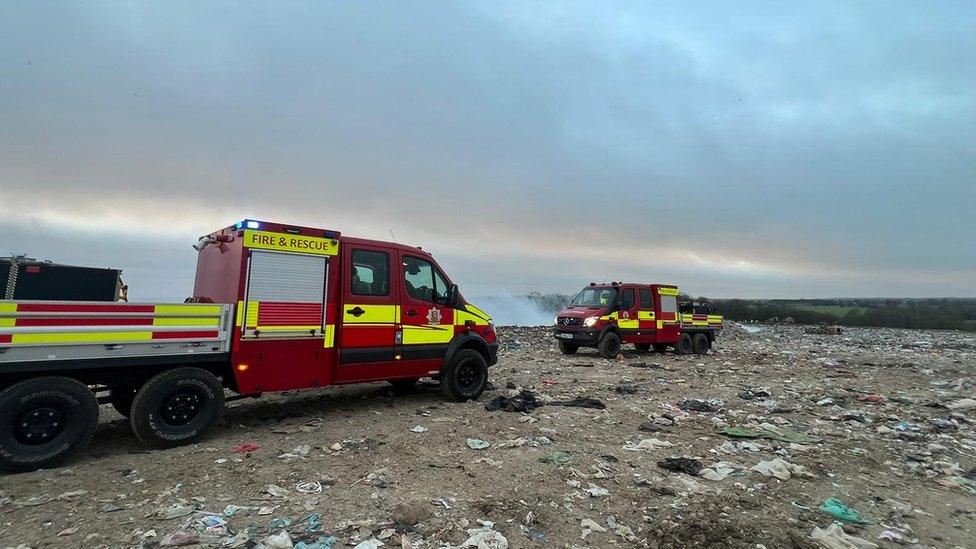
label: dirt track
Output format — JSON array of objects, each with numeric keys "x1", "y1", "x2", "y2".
[{"x1": 1, "y1": 325, "x2": 974, "y2": 548}]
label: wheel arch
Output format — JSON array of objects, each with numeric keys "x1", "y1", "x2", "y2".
[{"x1": 443, "y1": 331, "x2": 490, "y2": 369}]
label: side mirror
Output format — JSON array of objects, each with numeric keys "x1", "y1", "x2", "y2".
[{"x1": 448, "y1": 284, "x2": 460, "y2": 308}]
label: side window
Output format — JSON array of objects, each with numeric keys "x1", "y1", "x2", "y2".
[
  {"x1": 403, "y1": 256, "x2": 435, "y2": 302},
  {"x1": 661, "y1": 295, "x2": 677, "y2": 314},
  {"x1": 639, "y1": 289, "x2": 652, "y2": 308},
  {"x1": 351, "y1": 250, "x2": 389, "y2": 296},
  {"x1": 622, "y1": 288, "x2": 635, "y2": 309}
]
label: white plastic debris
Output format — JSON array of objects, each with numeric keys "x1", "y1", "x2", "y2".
[
  {"x1": 750, "y1": 458, "x2": 812, "y2": 480},
  {"x1": 580, "y1": 518, "x2": 607, "y2": 539},
  {"x1": 584, "y1": 483, "x2": 609, "y2": 497},
  {"x1": 810, "y1": 522, "x2": 878, "y2": 549},
  {"x1": 460, "y1": 528, "x2": 508, "y2": 549},
  {"x1": 699, "y1": 462, "x2": 736, "y2": 481},
  {"x1": 255, "y1": 530, "x2": 294, "y2": 549}
]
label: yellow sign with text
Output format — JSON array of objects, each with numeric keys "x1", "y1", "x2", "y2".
[
  {"x1": 658, "y1": 286, "x2": 679, "y2": 296},
  {"x1": 243, "y1": 230, "x2": 339, "y2": 256}
]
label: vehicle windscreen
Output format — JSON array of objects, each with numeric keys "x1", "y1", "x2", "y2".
[{"x1": 570, "y1": 287, "x2": 618, "y2": 308}]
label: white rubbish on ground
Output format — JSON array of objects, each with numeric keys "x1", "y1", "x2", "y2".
[
  {"x1": 459, "y1": 527, "x2": 508, "y2": 549},
  {"x1": 580, "y1": 518, "x2": 607, "y2": 539},
  {"x1": 255, "y1": 530, "x2": 293, "y2": 549},
  {"x1": 750, "y1": 458, "x2": 813, "y2": 480},
  {"x1": 809, "y1": 522, "x2": 878, "y2": 549},
  {"x1": 699, "y1": 462, "x2": 737, "y2": 481}
]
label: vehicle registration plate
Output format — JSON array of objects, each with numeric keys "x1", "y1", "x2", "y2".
[{"x1": 555, "y1": 332, "x2": 573, "y2": 339}]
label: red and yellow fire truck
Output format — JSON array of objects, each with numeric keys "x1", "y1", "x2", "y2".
[
  {"x1": 0, "y1": 220, "x2": 496, "y2": 472},
  {"x1": 553, "y1": 282, "x2": 722, "y2": 358}
]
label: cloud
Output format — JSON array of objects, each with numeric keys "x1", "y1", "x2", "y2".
[{"x1": 1, "y1": 1, "x2": 973, "y2": 299}]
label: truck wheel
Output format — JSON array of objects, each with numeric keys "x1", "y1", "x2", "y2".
[
  {"x1": 558, "y1": 341, "x2": 579, "y2": 355},
  {"x1": 635, "y1": 343, "x2": 651, "y2": 352},
  {"x1": 388, "y1": 378, "x2": 420, "y2": 394},
  {"x1": 675, "y1": 333, "x2": 693, "y2": 355},
  {"x1": 598, "y1": 332, "x2": 621, "y2": 359},
  {"x1": 653, "y1": 344, "x2": 669, "y2": 354},
  {"x1": 440, "y1": 349, "x2": 488, "y2": 402},
  {"x1": 0, "y1": 377, "x2": 99, "y2": 473},
  {"x1": 692, "y1": 333, "x2": 710, "y2": 355},
  {"x1": 109, "y1": 386, "x2": 138, "y2": 417},
  {"x1": 130, "y1": 368, "x2": 224, "y2": 449}
]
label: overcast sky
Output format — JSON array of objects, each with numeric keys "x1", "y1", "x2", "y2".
[{"x1": 1, "y1": 1, "x2": 974, "y2": 301}]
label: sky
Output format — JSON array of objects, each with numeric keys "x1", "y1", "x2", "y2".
[{"x1": 1, "y1": 1, "x2": 974, "y2": 301}]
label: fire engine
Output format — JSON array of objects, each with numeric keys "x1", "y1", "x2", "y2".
[
  {"x1": 0, "y1": 220, "x2": 497, "y2": 472},
  {"x1": 553, "y1": 282, "x2": 722, "y2": 358}
]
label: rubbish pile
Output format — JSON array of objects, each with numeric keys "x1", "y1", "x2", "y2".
[{"x1": 0, "y1": 323, "x2": 973, "y2": 548}]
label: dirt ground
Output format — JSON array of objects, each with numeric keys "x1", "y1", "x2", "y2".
[{"x1": 1, "y1": 324, "x2": 975, "y2": 549}]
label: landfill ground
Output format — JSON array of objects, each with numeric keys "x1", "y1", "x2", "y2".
[{"x1": 1, "y1": 325, "x2": 975, "y2": 549}]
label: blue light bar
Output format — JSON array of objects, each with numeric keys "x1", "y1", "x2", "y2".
[{"x1": 246, "y1": 221, "x2": 260, "y2": 229}]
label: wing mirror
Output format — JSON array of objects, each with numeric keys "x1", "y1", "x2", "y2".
[{"x1": 448, "y1": 284, "x2": 460, "y2": 308}]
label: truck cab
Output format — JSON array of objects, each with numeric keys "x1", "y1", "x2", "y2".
[{"x1": 553, "y1": 282, "x2": 722, "y2": 358}]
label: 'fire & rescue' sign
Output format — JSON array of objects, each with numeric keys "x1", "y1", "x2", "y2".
[{"x1": 243, "y1": 230, "x2": 339, "y2": 256}]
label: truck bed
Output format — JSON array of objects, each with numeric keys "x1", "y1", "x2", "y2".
[{"x1": 0, "y1": 300, "x2": 232, "y2": 371}]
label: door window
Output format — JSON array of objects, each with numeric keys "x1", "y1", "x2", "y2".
[
  {"x1": 403, "y1": 256, "x2": 450, "y2": 305},
  {"x1": 621, "y1": 288, "x2": 635, "y2": 309},
  {"x1": 639, "y1": 288, "x2": 652, "y2": 308},
  {"x1": 351, "y1": 250, "x2": 389, "y2": 296}
]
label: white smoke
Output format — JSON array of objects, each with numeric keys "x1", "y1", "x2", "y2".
[{"x1": 469, "y1": 294, "x2": 556, "y2": 326}]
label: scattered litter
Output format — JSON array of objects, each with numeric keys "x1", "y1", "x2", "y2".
[
  {"x1": 539, "y1": 451, "x2": 572, "y2": 465},
  {"x1": 584, "y1": 483, "x2": 609, "y2": 497},
  {"x1": 460, "y1": 527, "x2": 508, "y2": 549},
  {"x1": 810, "y1": 522, "x2": 878, "y2": 549},
  {"x1": 409, "y1": 425, "x2": 428, "y2": 433},
  {"x1": 233, "y1": 443, "x2": 260, "y2": 454},
  {"x1": 719, "y1": 426, "x2": 814, "y2": 444},
  {"x1": 548, "y1": 396, "x2": 607, "y2": 410},
  {"x1": 751, "y1": 458, "x2": 813, "y2": 481},
  {"x1": 819, "y1": 497, "x2": 874, "y2": 524},
  {"x1": 580, "y1": 518, "x2": 607, "y2": 539},
  {"x1": 485, "y1": 390, "x2": 543, "y2": 412},
  {"x1": 466, "y1": 438, "x2": 490, "y2": 450},
  {"x1": 698, "y1": 462, "x2": 736, "y2": 481},
  {"x1": 657, "y1": 457, "x2": 703, "y2": 476},
  {"x1": 296, "y1": 481, "x2": 323, "y2": 494},
  {"x1": 679, "y1": 399, "x2": 716, "y2": 412}
]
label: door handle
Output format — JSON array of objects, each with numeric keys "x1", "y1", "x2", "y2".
[
  {"x1": 347, "y1": 306, "x2": 365, "y2": 317},
  {"x1": 405, "y1": 309, "x2": 418, "y2": 317}
]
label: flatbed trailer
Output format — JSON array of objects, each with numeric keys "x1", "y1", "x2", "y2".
[{"x1": 0, "y1": 219, "x2": 497, "y2": 472}]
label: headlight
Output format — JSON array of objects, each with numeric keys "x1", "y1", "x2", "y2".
[
  {"x1": 554, "y1": 316, "x2": 559, "y2": 325},
  {"x1": 583, "y1": 316, "x2": 599, "y2": 327}
]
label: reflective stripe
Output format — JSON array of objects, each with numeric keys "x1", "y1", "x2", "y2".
[
  {"x1": 11, "y1": 331, "x2": 154, "y2": 344},
  {"x1": 153, "y1": 316, "x2": 220, "y2": 326},
  {"x1": 637, "y1": 311, "x2": 656, "y2": 320},
  {"x1": 343, "y1": 304, "x2": 398, "y2": 324},
  {"x1": 402, "y1": 325, "x2": 454, "y2": 344},
  {"x1": 618, "y1": 318, "x2": 639, "y2": 329},
  {"x1": 454, "y1": 309, "x2": 488, "y2": 326},
  {"x1": 154, "y1": 304, "x2": 222, "y2": 315},
  {"x1": 463, "y1": 303, "x2": 491, "y2": 321},
  {"x1": 324, "y1": 324, "x2": 335, "y2": 348},
  {"x1": 658, "y1": 287, "x2": 679, "y2": 296}
]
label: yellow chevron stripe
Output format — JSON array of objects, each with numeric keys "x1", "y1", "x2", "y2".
[{"x1": 11, "y1": 331, "x2": 153, "y2": 344}]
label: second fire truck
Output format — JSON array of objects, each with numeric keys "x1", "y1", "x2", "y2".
[{"x1": 554, "y1": 282, "x2": 723, "y2": 358}]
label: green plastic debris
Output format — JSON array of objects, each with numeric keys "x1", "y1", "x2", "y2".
[
  {"x1": 307, "y1": 513, "x2": 320, "y2": 531},
  {"x1": 267, "y1": 517, "x2": 292, "y2": 531},
  {"x1": 718, "y1": 426, "x2": 814, "y2": 444},
  {"x1": 466, "y1": 438, "x2": 490, "y2": 450},
  {"x1": 819, "y1": 497, "x2": 874, "y2": 524},
  {"x1": 539, "y1": 451, "x2": 572, "y2": 465}
]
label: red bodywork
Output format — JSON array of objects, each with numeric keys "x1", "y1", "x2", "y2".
[{"x1": 192, "y1": 221, "x2": 497, "y2": 394}]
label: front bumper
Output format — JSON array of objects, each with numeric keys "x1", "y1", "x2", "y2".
[{"x1": 553, "y1": 328, "x2": 599, "y2": 346}]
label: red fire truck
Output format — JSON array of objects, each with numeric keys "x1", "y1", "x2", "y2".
[
  {"x1": 553, "y1": 282, "x2": 722, "y2": 358},
  {"x1": 0, "y1": 220, "x2": 497, "y2": 472}
]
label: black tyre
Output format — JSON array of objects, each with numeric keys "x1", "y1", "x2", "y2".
[
  {"x1": 675, "y1": 333, "x2": 693, "y2": 355},
  {"x1": 598, "y1": 332, "x2": 621, "y2": 359},
  {"x1": 130, "y1": 368, "x2": 224, "y2": 449},
  {"x1": 558, "y1": 341, "x2": 579, "y2": 355},
  {"x1": 109, "y1": 386, "x2": 138, "y2": 417},
  {"x1": 635, "y1": 343, "x2": 651, "y2": 352},
  {"x1": 653, "y1": 343, "x2": 669, "y2": 354},
  {"x1": 692, "y1": 333, "x2": 710, "y2": 355},
  {"x1": 440, "y1": 349, "x2": 488, "y2": 402},
  {"x1": 0, "y1": 377, "x2": 99, "y2": 473},
  {"x1": 388, "y1": 378, "x2": 420, "y2": 394}
]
